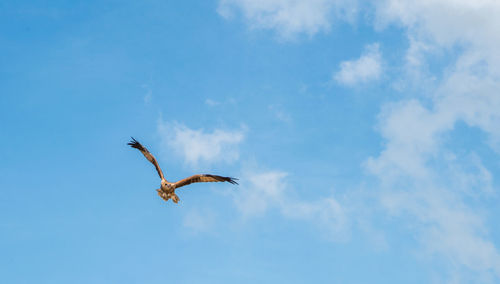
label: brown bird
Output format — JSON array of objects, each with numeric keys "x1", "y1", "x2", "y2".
[{"x1": 128, "y1": 137, "x2": 238, "y2": 203}]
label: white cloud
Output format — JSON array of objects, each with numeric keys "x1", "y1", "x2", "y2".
[
  {"x1": 366, "y1": 1, "x2": 500, "y2": 280},
  {"x1": 375, "y1": 0, "x2": 500, "y2": 87},
  {"x1": 365, "y1": 40, "x2": 500, "y2": 284},
  {"x1": 234, "y1": 171, "x2": 287, "y2": 216},
  {"x1": 365, "y1": 73, "x2": 500, "y2": 281},
  {"x1": 334, "y1": 43, "x2": 382, "y2": 86},
  {"x1": 216, "y1": 0, "x2": 500, "y2": 279},
  {"x1": 375, "y1": 1, "x2": 500, "y2": 52},
  {"x1": 217, "y1": 0, "x2": 357, "y2": 39},
  {"x1": 234, "y1": 170, "x2": 349, "y2": 240},
  {"x1": 157, "y1": 121, "x2": 246, "y2": 168}
]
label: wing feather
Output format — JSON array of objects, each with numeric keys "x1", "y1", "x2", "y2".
[
  {"x1": 174, "y1": 174, "x2": 238, "y2": 189},
  {"x1": 128, "y1": 137, "x2": 165, "y2": 180}
]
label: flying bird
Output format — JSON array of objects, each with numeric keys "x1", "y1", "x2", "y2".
[{"x1": 128, "y1": 137, "x2": 238, "y2": 203}]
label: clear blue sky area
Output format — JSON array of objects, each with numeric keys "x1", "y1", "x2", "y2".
[{"x1": 2, "y1": 1, "x2": 500, "y2": 283}]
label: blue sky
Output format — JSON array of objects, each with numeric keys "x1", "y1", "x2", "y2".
[{"x1": 2, "y1": 1, "x2": 500, "y2": 283}]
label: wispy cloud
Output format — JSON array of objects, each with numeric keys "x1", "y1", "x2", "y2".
[
  {"x1": 334, "y1": 43, "x2": 382, "y2": 86},
  {"x1": 352, "y1": 0, "x2": 500, "y2": 282},
  {"x1": 142, "y1": 83, "x2": 153, "y2": 104},
  {"x1": 364, "y1": 94, "x2": 500, "y2": 277},
  {"x1": 364, "y1": 1, "x2": 500, "y2": 280},
  {"x1": 217, "y1": 0, "x2": 357, "y2": 39},
  {"x1": 213, "y1": 1, "x2": 500, "y2": 281},
  {"x1": 157, "y1": 121, "x2": 246, "y2": 168},
  {"x1": 268, "y1": 104, "x2": 292, "y2": 123},
  {"x1": 234, "y1": 170, "x2": 349, "y2": 240},
  {"x1": 205, "y1": 98, "x2": 220, "y2": 107}
]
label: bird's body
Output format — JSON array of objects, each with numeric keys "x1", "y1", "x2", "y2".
[
  {"x1": 128, "y1": 137, "x2": 238, "y2": 204},
  {"x1": 158, "y1": 180, "x2": 178, "y2": 203}
]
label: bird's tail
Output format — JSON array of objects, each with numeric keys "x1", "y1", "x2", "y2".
[
  {"x1": 156, "y1": 189, "x2": 180, "y2": 204},
  {"x1": 157, "y1": 189, "x2": 169, "y2": 202},
  {"x1": 171, "y1": 193, "x2": 180, "y2": 204}
]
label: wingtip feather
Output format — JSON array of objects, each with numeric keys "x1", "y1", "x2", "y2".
[
  {"x1": 227, "y1": 177, "x2": 239, "y2": 185},
  {"x1": 202, "y1": 174, "x2": 239, "y2": 185},
  {"x1": 127, "y1": 137, "x2": 144, "y2": 150}
]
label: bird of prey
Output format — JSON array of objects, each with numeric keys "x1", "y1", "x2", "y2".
[{"x1": 128, "y1": 137, "x2": 238, "y2": 203}]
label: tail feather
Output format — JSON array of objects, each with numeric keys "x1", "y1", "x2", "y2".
[{"x1": 172, "y1": 193, "x2": 180, "y2": 203}]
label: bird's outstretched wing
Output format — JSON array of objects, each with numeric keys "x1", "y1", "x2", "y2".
[
  {"x1": 128, "y1": 137, "x2": 165, "y2": 180},
  {"x1": 173, "y1": 174, "x2": 238, "y2": 189}
]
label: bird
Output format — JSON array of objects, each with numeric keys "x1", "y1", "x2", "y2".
[{"x1": 128, "y1": 137, "x2": 238, "y2": 204}]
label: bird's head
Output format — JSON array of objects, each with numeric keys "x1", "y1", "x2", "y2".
[{"x1": 161, "y1": 180, "x2": 172, "y2": 190}]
